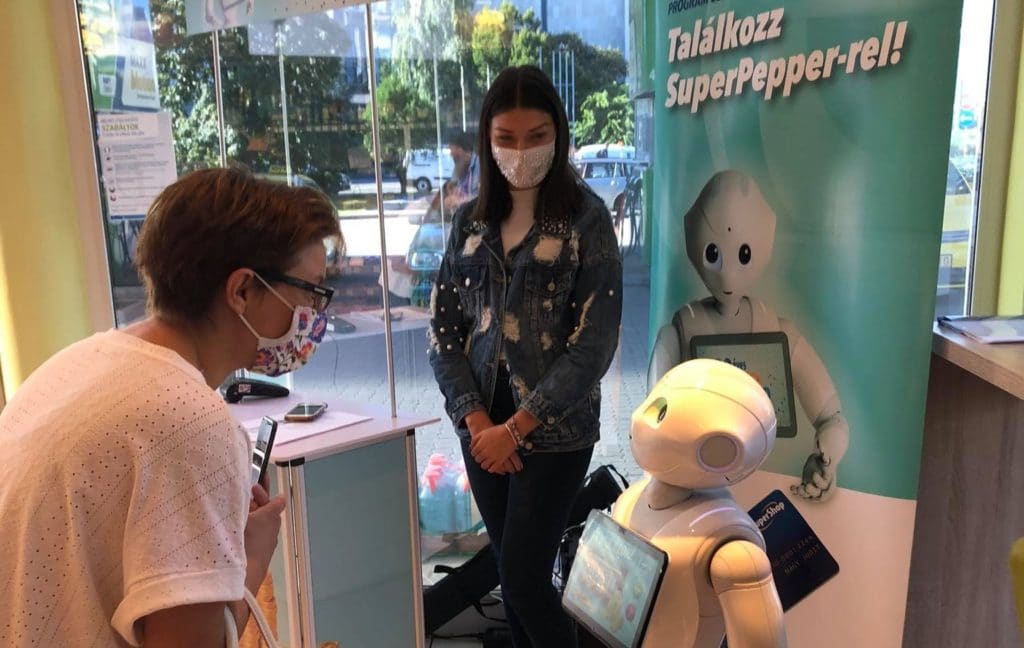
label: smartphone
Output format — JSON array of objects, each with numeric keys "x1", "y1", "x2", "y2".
[
  {"x1": 284, "y1": 402, "x2": 328, "y2": 422},
  {"x1": 251, "y1": 416, "x2": 278, "y2": 487}
]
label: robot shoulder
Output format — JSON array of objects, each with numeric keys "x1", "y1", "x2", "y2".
[
  {"x1": 611, "y1": 478, "x2": 648, "y2": 527},
  {"x1": 748, "y1": 297, "x2": 782, "y2": 331},
  {"x1": 709, "y1": 539, "x2": 773, "y2": 593},
  {"x1": 776, "y1": 316, "x2": 805, "y2": 347},
  {"x1": 671, "y1": 299, "x2": 719, "y2": 341}
]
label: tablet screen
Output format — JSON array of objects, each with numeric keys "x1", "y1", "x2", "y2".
[
  {"x1": 690, "y1": 332, "x2": 797, "y2": 437},
  {"x1": 562, "y1": 510, "x2": 668, "y2": 648}
]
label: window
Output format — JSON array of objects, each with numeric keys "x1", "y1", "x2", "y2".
[
  {"x1": 936, "y1": 0, "x2": 995, "y2": 317},
  {"x1": 77, "y1": 0, "x2": 646, "y2": 571}
]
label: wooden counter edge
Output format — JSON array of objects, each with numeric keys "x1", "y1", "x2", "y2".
[{"x1": 932, "y1": 324, "x2": 1024, "y2": 401}]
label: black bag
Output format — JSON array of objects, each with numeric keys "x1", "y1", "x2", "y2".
[
  {"x1": 423, "y1": 464, "x2": 629, "y2": 634},
  {"x1": 423, "y1": 546, "x2": 500, "y2": 635},
  {"x1": 555, "y1": 465, "x2": 629, "y2": 591}
]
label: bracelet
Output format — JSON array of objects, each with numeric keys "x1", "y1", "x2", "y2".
[{"x1": 503, "y1": 418, "x2": 524, "y2": 448}]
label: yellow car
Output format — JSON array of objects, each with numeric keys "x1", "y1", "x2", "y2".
[{"x1": 937, "y1": 162, "x2": 974, "y2": 304}]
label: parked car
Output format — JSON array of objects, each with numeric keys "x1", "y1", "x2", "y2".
[
  {"x1": 253, "y1": 168, "x2": 350, "y2": 192},
  {"x1": 578, "y1": 157, "x2": 647, "y2": 214},
  {"x1": 406, "y1": 221, "x2": 452, "y2": 307},
  {"x1": 406, "y1": 148, "x2": 455, "y2": 194},
  {"x1": 574, "y1": 143, "x2": 636, "y2": 162}
]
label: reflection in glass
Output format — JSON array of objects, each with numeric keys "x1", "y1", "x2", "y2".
[
  {"x1": 936, "y1": 0, "x2": 994, "y2": 317},
  {"x1": 78, "y1": 0, "x2": 651, "y2": 578}
]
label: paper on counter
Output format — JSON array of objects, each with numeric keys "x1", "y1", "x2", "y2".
[{"x1": 241, "y1": 409, "x2": 372, "y2": 444}]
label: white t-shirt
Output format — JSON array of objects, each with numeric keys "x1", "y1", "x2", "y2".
[{"x1": 0, "y1": 330, "x2": 250, "y2": 647}]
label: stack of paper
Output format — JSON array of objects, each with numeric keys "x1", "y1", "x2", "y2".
[{"x1": 938, "y1": 315, "x2": 1024, "y2": 344}]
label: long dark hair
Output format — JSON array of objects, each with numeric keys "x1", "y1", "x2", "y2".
[{"x1": 471, "y1": 66, "x2": 582, "y2": 227}]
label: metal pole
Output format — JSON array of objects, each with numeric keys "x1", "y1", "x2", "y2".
[
  {"x1": 570, "y1": 50, "x2": 576, "y2": 147},
  {"x1": 213, "y1": 29, "x2": 251, "y2": 383},
  {"x1": 557, "y1": 49, "x2": 562, "y2": 105},
  {"x1": 433, "y1": 54, "x2": 446, "y2": 223},
  {"x1": 460, "y1": 62, "x2": 467, "y2": 132},
  {"x1": 365, "y1": 5, "x2": 399, "y2": 421},
  {"x1": 562, "y1": 48, "x2": 567, "y2": 109},
  {"x1": 276, "y1": 21, "x2": 293, "y2": 184},
  {"x1": 211, "y1": 31, "x2": 228, "y2": 167}
]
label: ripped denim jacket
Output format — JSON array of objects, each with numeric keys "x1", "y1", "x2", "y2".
[{"x1": 427, "y1": 188, "x2": 623, "y2": 452}]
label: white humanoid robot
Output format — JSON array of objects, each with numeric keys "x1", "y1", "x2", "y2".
[
  {"x1": 648, "y1": 170, "x2": 849, "y2": 501},
  {"x1": 613, "y1": 359, "x2": 787, "y2": 648}
]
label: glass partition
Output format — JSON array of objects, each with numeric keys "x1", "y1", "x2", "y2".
[
  {"x1": 77, "y1": 0, "x2": 648, "y2": 592},
  {"x1": 936, "y1": 0, "x2": 994, "y2": 317}
]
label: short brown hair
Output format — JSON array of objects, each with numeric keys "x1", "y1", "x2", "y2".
[{"x1": 136, "y1": 167, "x2": 341, "y2": 322}]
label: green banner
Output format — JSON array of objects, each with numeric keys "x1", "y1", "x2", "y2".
[{"x1": 646, "y1": 0, "x2": 962, "y2": 644}]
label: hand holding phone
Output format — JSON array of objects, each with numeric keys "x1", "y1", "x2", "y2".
[
  {"x1": 251, "y1": 416, "x2": 278, "y2": 487},
  {"x1": 284, "y1": 402, "x2": 328, "y2": 422}
]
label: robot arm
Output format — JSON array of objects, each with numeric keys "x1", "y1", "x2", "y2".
[
  {"x1": 780, "y1": 319, "x2": 850, "y2": 501},
  {"x1": 709, "y1": 540, "x2": 787, "y2": 648},
  {"x1": 648, "y1": 323, "x2": 682, "y2": 392}
]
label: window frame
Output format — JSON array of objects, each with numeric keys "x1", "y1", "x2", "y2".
[{"x1": 968, "y1": 0, "x2": 1020, "y2": 315}]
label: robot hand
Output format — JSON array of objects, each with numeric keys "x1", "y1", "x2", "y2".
[
  {"x1": 791, "y1": 451, "x2": 836, "y2": 501},
  {"x1": 790, "y1": 413, "x2": 848, "y2": 502}
]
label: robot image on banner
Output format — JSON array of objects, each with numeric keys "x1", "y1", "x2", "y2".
[
  {"x1": 613, "y1": 359, "x2": 787, "y2": 648},
  {"x1": 648, "y1": 171, "x2": 849, "y2": 501}
]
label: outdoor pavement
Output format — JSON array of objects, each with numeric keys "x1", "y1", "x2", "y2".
[{"x1": 291, "y1": 243, "x2": 652, "y2": 486}]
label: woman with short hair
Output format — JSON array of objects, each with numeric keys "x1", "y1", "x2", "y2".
[{"x1": 0, "y1": 167, "x2": 341, "y2": 647}]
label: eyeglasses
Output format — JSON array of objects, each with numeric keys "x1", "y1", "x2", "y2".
[{"x1": 256, "y1": 269, "x2": 334, "y2": 313}]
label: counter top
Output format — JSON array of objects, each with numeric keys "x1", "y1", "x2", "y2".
[
  {"x1": 229, "y1": 394, "x2": 440, "y2": 463},
  {"x1": 932, "y1": 324, "x2": 1024, "y2": 401}
]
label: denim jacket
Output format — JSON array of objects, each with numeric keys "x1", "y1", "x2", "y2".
[{"x1": 427, "y1": 186, "x2": 623, "y2": 452}]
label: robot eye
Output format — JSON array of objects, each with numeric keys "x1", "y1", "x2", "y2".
[
  {"x1": 643, "y1": 398, "x2": 669, "y2": 427},
  {"x1": 739, "y1": 244, "x2": 752, "y2": 265},
  {"x1": 704, "y1": 244, "x2": 720, "y2": 270}
]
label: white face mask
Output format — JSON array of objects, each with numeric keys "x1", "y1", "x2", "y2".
[{"x1": 492, "y1": 141, "x2": 556, "y2": 189}]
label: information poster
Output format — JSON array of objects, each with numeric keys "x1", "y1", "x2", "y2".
[
  {"x1": 647, "y1": 1, "x2": 963, "y2": 645},
  {"x1": 96, "y1": 112, "x2": 178, "y2": 220},
  {"x1": 79, "y1": 0, "x2": 160, "y2": 112}
]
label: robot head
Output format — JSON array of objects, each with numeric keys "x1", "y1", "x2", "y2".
[
  {"x1": 631, "y1": 359, "x2": 777, "y2": 489},
  {"x1": 684, "y1": 171, "x2": 776, "y2": 316}
]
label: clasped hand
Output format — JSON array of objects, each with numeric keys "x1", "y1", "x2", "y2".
[{"x1": 467, "y1": 414, "x2": 523, "y2": 474}]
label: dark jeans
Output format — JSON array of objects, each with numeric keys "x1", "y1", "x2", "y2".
[{"x1": 460, "y1": 374, "x2": 593, "y2": 648}]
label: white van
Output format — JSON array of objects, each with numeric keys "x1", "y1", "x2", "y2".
[{"x1": 405, "y1": 148, "x2": 455, "y2": 194}]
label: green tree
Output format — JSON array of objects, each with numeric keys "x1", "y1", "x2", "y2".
[
  {"x1": 574, "y1": 83, "x2": 635, "y2": 147},
  {"x1": 149, "y1": 1, "x2": 235, "y2": 170},
  {"x1": 470, "y1": 6, "x2": 510, "y2": 84},
  {"x1": 391, "y1": 0, "x2": 475, "y2": 108},
  {"x1": 470, "y1": 3, "x2": 548, "y2": 77},
  {"x1": 150, "y1": 0, "x2": 349, "y2": 177},
  {"x1": 362, "y1": 66, "x2": 436, "y2": 159},
  {"x1": 507, "y1": 8, "x2": 547, "y2": 67},
  {"x1": 546, "y1": 32, "x2": 628, "y2": 106}
]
